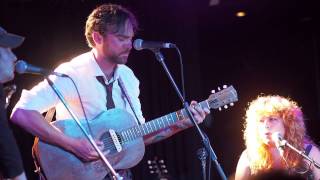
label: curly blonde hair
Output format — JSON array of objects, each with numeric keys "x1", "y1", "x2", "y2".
[{"x1": 244, "y1": 95, "x2": 309, "y2": 174}]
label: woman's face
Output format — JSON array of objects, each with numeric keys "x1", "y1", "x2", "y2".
[{"x1": 258, "y1": 116, "x2": 285, "y2": 146}]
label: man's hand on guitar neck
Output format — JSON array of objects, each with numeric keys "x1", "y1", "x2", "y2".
[
  {"x1": 179, "y1": 100, "x2": 210, "y2": 128},
  {"x1": 144, "y1": 100, "x2": 210, "y2": 145}
]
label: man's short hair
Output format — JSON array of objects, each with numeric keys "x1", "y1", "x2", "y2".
[{"x1": 85, "y1": 4, "x2": 138, "y2": 48}]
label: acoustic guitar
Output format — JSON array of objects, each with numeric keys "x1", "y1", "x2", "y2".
[{"x1": 33, "y1": 86, "x2": 238, "y2": 180}]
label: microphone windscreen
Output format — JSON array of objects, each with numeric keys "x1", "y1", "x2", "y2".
[
  {"x1": 15, "y1": 60, "x2": 28, "y2": 74},
  {"x1": 133, "y1": 39, "x2": 143, "y2": 50}
]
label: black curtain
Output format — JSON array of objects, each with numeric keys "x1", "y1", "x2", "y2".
[{"x1": 1, "y1": 0, "x2": 319, "y2": 179}]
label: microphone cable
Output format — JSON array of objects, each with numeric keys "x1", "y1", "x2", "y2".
[{"x1": 172, "y1": 45, "x2": 186, "y2": 101}]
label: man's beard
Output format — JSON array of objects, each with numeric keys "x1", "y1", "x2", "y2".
[{"x1": 109, "y1": 50, "x2": 130, "y2": 65}]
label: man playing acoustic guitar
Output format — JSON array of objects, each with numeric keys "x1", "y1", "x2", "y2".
[{"x1": 11, "y1": 4, "x2": 210, "y2": 180}]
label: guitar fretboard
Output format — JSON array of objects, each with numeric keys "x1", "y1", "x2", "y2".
[{"x1": 120, "y1": 100, "x2": 210, "y2": 142}]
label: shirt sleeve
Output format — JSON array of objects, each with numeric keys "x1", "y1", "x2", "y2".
[{"x1": 13, "y1": 62, "x2": 76, "y2": 114}]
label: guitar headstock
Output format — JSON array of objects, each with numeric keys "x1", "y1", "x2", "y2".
[
  {"x1": 147, "y1": 156, "x2": 170, "y2": 180},
  {"x1": 208, "y1": 85, "x2": 238, "y2": 111}
]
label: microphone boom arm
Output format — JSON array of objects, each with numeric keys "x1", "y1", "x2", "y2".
[{"x1": 281, "y1": 140, "x2": 320, "y2": 169}]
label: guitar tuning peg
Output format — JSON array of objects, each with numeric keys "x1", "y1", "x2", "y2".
[
  {"x1": 217, "y1": 86, "x2": 221, "y2": 91},
  {"x1": 147, "y1": 160, "x2": 151, "y2": 164},
  {"x1": 224, "y1": 105, "x2": 228, "y2": 109},
  {"x1": 218, "y1": 107, "x2": 222, "y2": 111},
  {"x1": 223, "y1": 85, "x2": 227, "y2": 88},
  {"x1": 211, "y1": 89, "x2": 215, "y2": 93},
  {"x1": 230, "y1": 103, "x2": 234, "y2": 106},
  {"x1": 150, "y1": 170, "x2": 155, "y2": 174},
  {"x1": 148, "y1": 165, "x2": 153, "y2": 169},
  {"x1": 159, "y1": 160, "x2": 164, "y2": 163}
]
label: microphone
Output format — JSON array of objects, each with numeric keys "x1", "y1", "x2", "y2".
[
  {"x1": 15, "y1": 60, "x2": 68, "y2": 77},
  {"x1": 272, "y1": 132, "x2": 285, "y2": 156},
  {"x1": 133, "y1": 39, "x2": 175, "y2": 51}
]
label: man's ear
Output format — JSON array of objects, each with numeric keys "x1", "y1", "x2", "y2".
[{"x1": 92, "y1": 31, "x2": 103, "y2": 45}]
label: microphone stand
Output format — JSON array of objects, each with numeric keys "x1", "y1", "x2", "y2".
[
  {"x1": 197, "y1": 148, "x2": 208, "y2": 180},
  {"x1": 151, "y1": 49, "x2": 227, "y2": 180},
  {"x1": 45, "y1": 77, "x2": 122, "y2": 180},
  {"x1": 281, "y1": 140, "x2": 320, "y2": 169}
]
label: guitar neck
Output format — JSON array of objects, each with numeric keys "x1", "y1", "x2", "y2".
[{"x1": 120, "y1": 100, "x2": 210, "y2": 142}]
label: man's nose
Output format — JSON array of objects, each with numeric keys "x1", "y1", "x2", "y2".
[
  {"x1": 9, "y1": 51, "x2": 17, "y2": 63},
  {"x1": 126, "y1": 41, "x2": 132, "y2": 50}
]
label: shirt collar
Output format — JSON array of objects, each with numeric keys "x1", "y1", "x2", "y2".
[{"x1": 89, "y1": 50, "x2": 120, "y2": 84}]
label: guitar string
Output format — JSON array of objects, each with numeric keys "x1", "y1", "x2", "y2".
[{"x1": 99, "y1": 100, "x2": 219, "y2": 150}]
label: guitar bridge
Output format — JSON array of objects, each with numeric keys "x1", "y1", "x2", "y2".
[{"x1": 109, "y1": 129, "x2": 122, "y2": 152}]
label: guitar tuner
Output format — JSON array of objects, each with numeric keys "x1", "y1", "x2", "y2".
[
  {"x1": 217, "y1": 87, "x2": 221, "y2": 91},
  {"x1": 224, "y1": 105, "x2": 228, "y2": 109},
  {"x1": 230, "y1": 102, "x2": 234, "y2": 106},
  {"x1": 223, "y1": 85, "x2": 227, "y2": 88},
  {"x1": 211, "y1": 89, "x2": 215, "y2": 93},
  {"x1": 218, "y1": 107, "x2": 222, "y2": 111}
]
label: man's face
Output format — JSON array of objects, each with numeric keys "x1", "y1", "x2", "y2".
[
  {"x1": 100, "y1": 20, "x2": 134, "y2": 64},
  {"x1": 0, "y1": 47, "x2": 17, "y2": 83}
]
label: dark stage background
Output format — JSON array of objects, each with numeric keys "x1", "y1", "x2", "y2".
[{"x1": 1, "y1": 0, "x2": 320, "y2": 179}]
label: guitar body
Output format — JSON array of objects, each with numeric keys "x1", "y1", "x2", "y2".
[{"x1": 33, "y1": 108, "x2": 145, "y2": 180}]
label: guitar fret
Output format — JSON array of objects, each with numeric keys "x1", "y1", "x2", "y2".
[
  {"x1": 125, "y1": 131, "x2": 129, "y2": 141},
  {"x1": 159, "y1": 118, "x2": 163, "y2": 128},
  {"x1": 147, "y1": 123, "x2": 153, "y2": 133},
  {"x1": 161, "y1": 117, "x2": 166, "y2": 126},
  {"x1": 152, "y1": 120, "x2": 157, "y2": 131},
  {"x1": 171, "y1": 113, "x2": 175, "y2": 123},
  {"x1": 137, "y1": 127, "x2": 142, "y2": 137},
  {"x1": 135, "y1": 127, "x2": 139, "y2": 137},
  {"x1": 171, "y1": 113, "x2": 177, "y2": 123},
  {"x1": 168, "y1": 114, "x2": 175, "y2": 124},
  {"x1": 128, "y1": 129, "x2": 133, "y2": 141},
  {"x1": 157, "y1": 119, "x2": 161, "y2": 129},
  {"x1": 132, "y1": 127, "x2": 137, "y2": 139},
  {"x1": 121, "y1": 131, "x2": 127, "y2": 142},
  {"x1": 145, "y1": 123, "x2": 150, "y2": 134},
  {"x1": 142, "y1": 124, "x2": 146, "y2": 135},
  {"x1": 151, "y1": 122, "x2": 155, "y2": 131},
  {"x1": 161, "y1": 117, "x2": 168, "y2": 126},
  {"x1": 165, "y1": 115, "x2": 170, "y2": 125}
]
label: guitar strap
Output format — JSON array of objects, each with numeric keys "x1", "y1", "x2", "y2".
[
  {"x1": 32, "y1": 107, "x2": 56, "y2": 180},
  {"x1": 118, "y1": 77, "x2": 141, "y2": 126}
]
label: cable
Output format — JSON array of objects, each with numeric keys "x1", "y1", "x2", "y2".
[
  {"x1": 173, "y1": 45, "x2": 186, "y2": 101},
  {"x1": 65, "y1": 75, "x2": 92, "y2": 135}
]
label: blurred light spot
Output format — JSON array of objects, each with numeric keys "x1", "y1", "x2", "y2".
[
  {"x1": 236, "y1": 11, "x2": 246, "y2": 17},
  {"x1": 209, "y1": 0, "x2": 220, "y2": 6}
]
